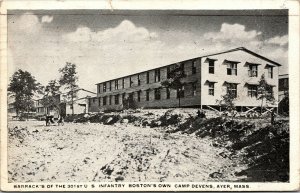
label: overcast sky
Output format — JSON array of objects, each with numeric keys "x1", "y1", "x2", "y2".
[{"x1": 8, "y1": 10, "x2": 288, "y2": 92}]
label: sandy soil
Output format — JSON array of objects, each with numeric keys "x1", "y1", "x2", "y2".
[{"x1": 8, "y1": 121, "x2": 247, "y2": 182}]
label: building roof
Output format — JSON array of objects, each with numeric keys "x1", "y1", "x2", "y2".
[{"x1": 95, "y1": 47, "x2": 282, "y2": 85}]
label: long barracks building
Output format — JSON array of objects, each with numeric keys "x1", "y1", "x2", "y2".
[{"x1": 88, "y1": 47, "x2": 281, "y2": 113}]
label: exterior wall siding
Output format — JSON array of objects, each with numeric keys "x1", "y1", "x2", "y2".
[
  {"x1": 89, "y1": 49, "x2": 280, "y2": 112},
  {"x1": 201, "y1": 50, "x2": 279, "y2": 107}
]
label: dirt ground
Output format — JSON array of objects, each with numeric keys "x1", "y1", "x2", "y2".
[{"x1": 8, "y1": 120, "x2": 247, "y2": 182}]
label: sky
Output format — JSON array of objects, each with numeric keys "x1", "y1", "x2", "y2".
[{"x1": 8, "y1": 10, "x2": 288, "y2": 92}]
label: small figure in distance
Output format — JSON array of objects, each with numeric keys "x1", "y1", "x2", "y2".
[
  {"x1": 197, "y1": 109, "x2": 206, "y2": 118},
  {"x1": 57, "y1": 114, "x2": 64, "y2": 126}
]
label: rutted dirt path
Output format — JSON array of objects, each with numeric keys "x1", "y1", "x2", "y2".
[{"x1": 8, "y1": 121, "x2": 246, "y2": 182}]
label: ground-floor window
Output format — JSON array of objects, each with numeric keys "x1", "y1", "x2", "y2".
[
  {"x1": 154, "y1": 88, "x2": 161, "y2": 100},
  {"x1": 208, "y1": 82, "x2": 214, "y2": 96},
  {"x1": 177, "y1": 86, "x2": 185, "y2": 98},
  {"x1": 137, "y1": 91, "x2": 141, "y2": 102},
  {"x1": 192, "y1": 83, "x2": 197, "y2": 96},
  {"x1": 103, "y1": 96, "x2": 107, "y2": 106},
  {"x1": 115, "y1": 95, "x2": 119, "y2": 104},
  {"x1": 146, "y1": 90, "x2": 150, "y2": 101},
  {"x1": 166, "y1": 88, "x2": 170, "y2": 99},
  {"x1": 98, "y1": 97, "x2": 101, "y2": 106},
  {"x1": 248, "y1": 85, "x2": 258, "y2": 97},
  {"x1": 227, "y1": 83, "x2": 237, "y2": 98}
]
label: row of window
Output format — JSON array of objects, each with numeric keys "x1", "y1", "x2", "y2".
[
  {"x1": 207, "y1": 59, "x2": 274, "y2": 78},
  {"x1": 99, "y1": 59, "x2": 274, "y2": 93},
  {"x1": 208, "y1": 83, "x2": 273, "y2": 98},
  {"x1": 99, "y1": 61, "x2": 197, "y2": 93},
  {"x1": 92, "y1": 83, "x2": 198, "y2": 107}
]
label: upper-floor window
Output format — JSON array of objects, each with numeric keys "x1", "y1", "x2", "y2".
[
  {"x1": 167, "y1": 66, "x2": 171, "y2": 79},
  {"x1": 155, "y1": 69, "x2": 160, "y2": 82},
  {"x1": 192, "y1": 61, "x2": 197, "y2": 74},
  {"x1": 209, "y1": 61, "x2": 215, "y2": 74},
  {"x1": 208, "y1": 82, "x2": 214, "y2": 96},
  {"x1": 248, "y1": 64, "x2": 258, "y2": 77},
  {"x1": 103, "y1": 82, "x2": 107, "y2": 92},
  {"x1": 109, "y1": 81, "x2": 112, "y2": 91},
  {"x1": 115, "y1": 94, "x2": 119, "y2": 104},
  {"x1": 268, "y1": 66, "x2": 273, "y2": 79},
  {"x1": 180, "y1": 63, "x2": 185, "y2": 74},
  {"x1": 130, "y1": 76, "x2": 133, "y2": 87},
  {"x1": 279, "y1": 78, "x2": 289, "y2": 91},
  {"x1": 248, "y1": 85, "x2": 258, "y2": 98},
  {"x1": 137, "y1": 74, "x2": 141, "y2": 86},
  {"x1": 115, "y1": 80, "x2": 118, "y2": 90},
  {"x1": 227, "y1": 83, "x2": 237, "y2": 98},
  {"x1": 227, "y1": 62, "x2": 237, "y2": 76},
  {"x1": 98, "y1": 85, "x2": 101, "y2": 93},
  {"x1": 122, "y1": 78, "x2": 125, "y2": 88},
  {"x1": 146, "y1": 72, "x2": 150, "y2": 84},
  {"x1": 154, "y1": 88, "x2": 161, "y2": 100}
]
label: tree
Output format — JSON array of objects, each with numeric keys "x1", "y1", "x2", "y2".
[
  {"x1": 257, "y1": 74, "x2": 275, "y2": 114},
  {"x1": 8, "y1": 69, "x2": 41, "y2": 119},
  {"x1": 40, "y1": 80, "x2": 61, "y2": 115},
  {"x1": 216, "y1": 92, "x2": 237, "y2": 119},
  {"x1": 59, "y1": 62, "x2": 79, "y2": 115},
  {"x1": 161, "y1": 64, "x2": 186, "y2": 107}
]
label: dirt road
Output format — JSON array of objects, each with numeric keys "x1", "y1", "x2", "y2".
[{"x1": 8, "y1": 121, "x2": 246, "y2": 182}]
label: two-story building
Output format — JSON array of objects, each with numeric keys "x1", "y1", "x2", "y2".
[{"x1": 88, "y1": 47, "x2": 281, "y2": 113}]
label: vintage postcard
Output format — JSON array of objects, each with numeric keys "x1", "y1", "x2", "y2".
[{"x1": 0, "y1": 0, "x2": 299, "y2": 191}]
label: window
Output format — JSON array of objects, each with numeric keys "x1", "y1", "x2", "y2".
[
  {"x1": 227, "y1": 83, "x2": 237, "y2": 98},
  {"x1": 103, "y1": 96, "x2": 107, "y2": 105},
  {"x1": 115, "y1": 95, "x2": 119, "y2": 104},
  {"x1": 177, "y1": 86, "x2": 185, "y2": 98},
  {"x1": 279, "y1": 78, "x2": 289, "y2": 91},
  {"x1": 109, "y1": 81, "x2": 112, "y2": 91},
  {"x1": 155, "y1": 69, "x2": 160, "y2": 82},
  {"x1": 109, "y1": 96, "x2": 112, "y2": 105},
  {"x1": 129, "y1": 76, "x2": 133, "y2": 87},
  {"x1": 154, "y1": 88, "x2": 161, "y2": 100},
  {"x1": 268, "y1": 66, "x2": 273, "y2": 78},
  {"x1": 137, "y1": 90, "x2": 141, "y2": 102},
  {"x1": 167, "y1": 66, "x2": 171, "y2": 78},
  {"x1": 115, "y1": 80, "x2": 118, "y2": 90},
  {"x1": 146, "y1": 72, "x2": 150, "y2": 84},
  {"x1": 227, "y1": 63, "x2": 237, "y2": 75},
  {"x1": 248, "y1": 65, "x2": 258, "y2": 77},
  {"x1": 103, "y1": 82, "x2": 107, "y2": 92},
  {"x1": 180, "y1": 63, "x2": 185, "y2": 74},
  {"x1": 146, "y1": 90, "x2": 150, "y2": 101},
  {"x1": 138, "y1": 74, "x2": 141, "y2": 86},
  {"x1": 209, "y1": 60, "x2": 215, "y2": 74},
  {"x1": 208, "y1": 82, "x2": 214, "y2": 96},
  {"x1": 122, "y1": 93, "x2": 126, "y2": 104},
  {"x1": 248, "y1": 85, "x2": 257, "y2": 98},
  {"x1": 122, "y1": 78, "x2": 125, "y2": 88},
  {"x1": 192, "y1": 83, "x2": 197, "y2": 96},
  {"x1": 98, "y1": 85, "x2": 101, "y2": 93},
  {"x1": 192, "y1": 61, "x2": 197, "y2": 74},
  {"x1": 166, "y1": 88, "x2": 170, "y2": 99},
  {"x1": 98, "y1": 97, "x2": 101, "y2": 107}
]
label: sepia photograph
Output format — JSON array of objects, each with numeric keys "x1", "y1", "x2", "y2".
[{"x1": 1, "y1": 0, "x2": 299, "y2": 191}]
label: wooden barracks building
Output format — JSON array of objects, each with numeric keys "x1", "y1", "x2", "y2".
[{"x1": 88, "y1": 47, "x2": 281, "y2": 113}]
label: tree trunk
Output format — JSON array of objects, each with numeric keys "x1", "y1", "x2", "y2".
[
  {"x1": 178, "y1": 89, "x2": 181, "y2": 108},
  {"x1": 71, "y1": 89, "x2": 74, "y2": 115},
  {"x1": 260, "y1": 97, "x2": 264, "y2": 114}
]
